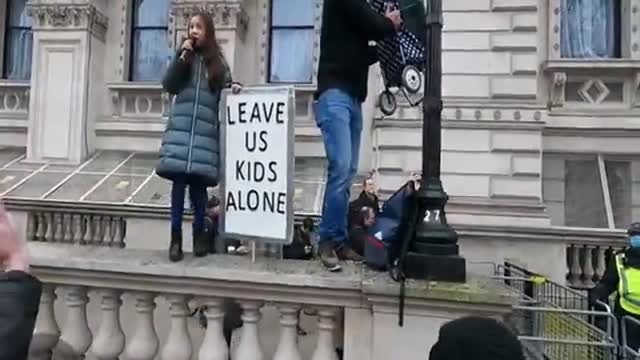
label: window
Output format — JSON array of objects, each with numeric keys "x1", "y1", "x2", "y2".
[
  {"x1": 560, "y1": 0, "x2": 622, "y2": 58},
  {"x1": 3, "y1": 0, "x2": 32, "y2": 80},
  {"x1": 564, "y1": 156, "x2": 631, "y2": 229},
  {"x1": 129, "y1": 0, "x2": 171, "y2": 82},
  {"x1": 268, "y1": 0, "x2": 315, "y2": 83}
]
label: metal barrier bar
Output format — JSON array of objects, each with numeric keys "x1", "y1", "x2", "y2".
[{"x1": 622, "y1": 316, "x2": 640, "y2": 360}]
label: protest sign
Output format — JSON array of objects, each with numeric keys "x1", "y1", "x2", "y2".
[{"x1": 219, "y1": 86, "x2": 294, "y2": 244}]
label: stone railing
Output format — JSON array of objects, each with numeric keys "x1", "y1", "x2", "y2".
[
  {"x1": 27, "y1": 242, "x2": 515, "y2": 360},
  {"x1": 0, "y1": 80, "x2": 30, "y2": 120},
  {"x1": 564, "y1": 231, "x2": 627, "y2": 289},
  {"x1": 26, "y1": 210, "x2": 126, "y2": 247},
  {"x1": 106, "y1": 82, "x2": 170, "y2": 121}
]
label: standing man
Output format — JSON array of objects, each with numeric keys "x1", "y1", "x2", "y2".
[
  {"x1": 314, "y1": 0, "x2": 402, "y2": 271},
  {"x1": 589, "y1": 222, "x2": 640, "y2": 351}
]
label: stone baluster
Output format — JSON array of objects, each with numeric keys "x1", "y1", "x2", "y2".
[
  {"x1": 53, "y1": 213, "x2": 64, "y2": 242},
  {"x1": 35, "y1": 212, "x2": 46, "y2": 241},
  {"x1": 103, "y1": 216, "x2": 113, "y2": 246},
  {"x1": 83, "y1": 216, "x2": 94, "y2": 244},
  {"x1": 93, "y1": 215, "x2": 104, "y2": 244},
  {"x1": 594, "y1": 246, "x2": 607, "y2": 282},
  {"x1": 114, "y1": 217, "x2": 126, "y2": 248},
  {"x1": 72, "y1": 214, "x2": 84, "y2": 244},
  {"x1": 582, "y1": 246, "x2": 595, "y2": 287},
  {"x1": 124, "y1": 292, "x2": 159, "y2": 360},
  {"x1": 311, "y1": 308, "x2": 338, "y2": 360},
  {"x1": 91, "y1": 290, "x2": 125, "y2": 360},
  {"x1": 44, "y1": 212, "x2": 54, "y2": 241},
  {"x1": 273, "y1": 304, "x2": 302, "y2": 360},
  {"x1": 234, "y1": 301, "x2": 264, "y2": 360},
  {"x1": 63, "y1": 213, "x2": 73, "y2": 243},
  {"x1": 161, "y1": 295, "x2": 193, "y2": 360},
  {"x1": 568, "y1": 245, "x2": 582, "y2": 287},
  {"x1": 59, "y1": 286, "x2": 92, "y2": 357},
  {"x1": 198, "y1": 298, "x2": 229, "y2": 360},
  {"x1": 29, "y1": 285, "x2": 60, "y2": 359},
  {"x1": 26, "y1": 212, "x2": 36, "y2": 241}
]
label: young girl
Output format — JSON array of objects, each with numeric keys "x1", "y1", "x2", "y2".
[{"x1": 157, "y1": 12, "x2": 241, "y2": 262}]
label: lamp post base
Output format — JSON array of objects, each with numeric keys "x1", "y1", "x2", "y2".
[
  {"x1": 404, "y1": 252, "x2": 466, "y2": 282},
  {"x1": 404, "y1": 180, "x2": 467, "y2": 283}
]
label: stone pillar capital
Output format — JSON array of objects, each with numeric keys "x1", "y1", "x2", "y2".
[{"x1": 26, "y1": 2, "x2": 109, "y2": 41}]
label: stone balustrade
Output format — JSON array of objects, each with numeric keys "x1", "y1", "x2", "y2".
[
  {"x1": 26, "y1": 242, "x2": 515, "y2": 360},
  {"x1": 26, "y1": 210, "x2": 127, "y2": 247},
  {"x1": 565, "y1": 238, "x2": 627, "y2": 290}
]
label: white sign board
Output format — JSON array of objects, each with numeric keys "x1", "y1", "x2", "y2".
[{"x1": 219, "y1": 86, "x2": 295, "y2": 244}]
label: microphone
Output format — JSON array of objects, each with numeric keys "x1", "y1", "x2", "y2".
[{"x1": 179, "y1": 36, "x2": 195, "y2": 60}]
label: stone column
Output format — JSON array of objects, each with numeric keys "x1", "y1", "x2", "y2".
[
  {"x1": 170, "y1": 0, "x2": 248, "y2": 76},
  {"x1": 25, "y1": 0, "x2": 108, "y2": 164}
]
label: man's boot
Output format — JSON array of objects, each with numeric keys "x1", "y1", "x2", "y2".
[
  {"x1": 193, "y1": 230, "x2": 208, "y2": 257},
  {"x1": 169, "y1": 231, "x2": 183, "y2": 262}
]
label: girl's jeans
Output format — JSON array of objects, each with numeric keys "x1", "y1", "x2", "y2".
[
  {"x1": 170, "y1": 175, "x2": 207, "y2": 233},
  {"x1": 313, "y1": 88, "x2": 363, "y2": 249}
]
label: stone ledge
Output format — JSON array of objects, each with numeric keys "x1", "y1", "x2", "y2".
[{"x1": 28, "y1": 242, "x2": 517, "y2": 310}]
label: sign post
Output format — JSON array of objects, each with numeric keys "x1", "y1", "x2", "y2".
[{"x1": 219, "y1": 86, "x2": 295, "y2": 254}]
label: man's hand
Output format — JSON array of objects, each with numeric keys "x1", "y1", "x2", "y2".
[
  {"x1": 0, "y1": 204, "x2": 29, "y2": 272},
  {"x1": 384, "y1": 3, "x2": 402, "y2": 31}
]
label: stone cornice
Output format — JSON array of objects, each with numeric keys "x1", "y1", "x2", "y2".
[
  {"x1": 170, "y1": 0, "x2": 248, "y2": 34},
  {"x1": 26, "y1": 2, "x2": 109, "y2": 42}
]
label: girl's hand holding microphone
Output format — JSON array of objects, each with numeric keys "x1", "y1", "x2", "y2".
[{"x1": 179, "y1": 37, "x2": 194, "y2": 61}]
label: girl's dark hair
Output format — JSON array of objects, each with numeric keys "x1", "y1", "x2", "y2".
[{"x1": 189, "y1": 12, "x2": 226, "y2": 89}]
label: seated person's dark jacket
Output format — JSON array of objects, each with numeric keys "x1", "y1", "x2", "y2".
[{"x1": 0, "y1": 271, "x2": 42, "y2": 360}]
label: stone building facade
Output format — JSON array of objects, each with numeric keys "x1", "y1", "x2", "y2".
[{"x1": 0, "y1": 0, "x2": 638, "y2": 235}]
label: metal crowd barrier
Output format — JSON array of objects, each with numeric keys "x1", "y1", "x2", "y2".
[
  {"x1": 622, "y1": 316, "x2": 640, "y2": 359},
  {"x1": 488, "y1": 262, "x2": 619, "y2": 360}
]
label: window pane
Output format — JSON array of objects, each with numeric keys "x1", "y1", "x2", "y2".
[
  {"x1": 7, "y1": 0, "x2": 31, "y2": 27},
  {"x1": 606, "y1": 161, "x2": 631, "y2": 228},
  {"x1": 4, "y1": 29, "x2": 33, "y2": 80},
  {"x1": 269, "y1": 29, "x2": 315, "y2": 83},
  {"x1": 131, "y1": 29, "x2": 171, "y2": 81},
  {"x1": 272, "y1": 0, "x2": 315, "y2": 26},
  {"x1": 560, "y1": 0, "x2": 620, "y2": 58},
  {"x1": 565, "y1": 160, "x2": 608, "y2": 228},
  {"x1": 133, "y1": 0, "x2": 170, "y2": 27}
]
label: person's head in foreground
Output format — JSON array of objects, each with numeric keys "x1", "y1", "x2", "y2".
[{"x1": 429, "y1": 316, "x2": 525, "y2": 360}]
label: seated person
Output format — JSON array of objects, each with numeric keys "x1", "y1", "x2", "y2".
[
  {"x1": 205, "y1": 195, "x2": 248, "y2": 255},
  {"x1": 348, "y1": 206, "x2": 376, "y2": 256}
]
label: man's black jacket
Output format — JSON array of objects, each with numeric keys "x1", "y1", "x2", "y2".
[
  {"x1": 317, "y1": 0, "x2": 396, "y2": 102},
  {"x1": 0, "y1": 271, "x2": 42, "y2": 360}
]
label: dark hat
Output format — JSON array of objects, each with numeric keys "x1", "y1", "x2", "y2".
[
  {"x1": 628, "y1": 222, "x2": 640, "y2": 236},
  {"x1": 428, "y1": 316, "x2": 525, "y2": 360}
]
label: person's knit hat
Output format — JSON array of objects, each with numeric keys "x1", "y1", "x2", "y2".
[{"x1": 428, "y1": 316, "x2": 525, "y2": 360}]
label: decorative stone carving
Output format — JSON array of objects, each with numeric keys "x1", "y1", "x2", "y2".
[
  {"x1": 550, "y1": 72, "x2": 567, "y2": 107},
  {"x1": 26, "y1": 3, "x2": 109, "y2": 42},
  {"x1": 171, "y1": 0, "x2": 248, "y2": 34}
]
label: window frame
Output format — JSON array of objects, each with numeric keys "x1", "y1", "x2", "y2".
[
  {"x1": 267, "y1": 0, "x2": 318, "y2": 86},
  {"x1": 128, "y1": 0, "x2": 171, "y2": 83},
  {"x1": 562, "y1": 153, "x2": 634, "y2": 230},
  {"x1": 2, "y1": 0, "x2": 32, "y2": 81},
  {"x1": 548, "y1": 0, "x2": 635, "y2": 61}
]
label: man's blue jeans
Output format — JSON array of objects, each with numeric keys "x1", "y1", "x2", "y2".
[{"x1": 313, "y1": 88, "x2": 363, "y2": 248}]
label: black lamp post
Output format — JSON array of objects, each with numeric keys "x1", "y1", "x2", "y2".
[{"x1": 402, "y1": 0, "x2": 466, "y2": 282}]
